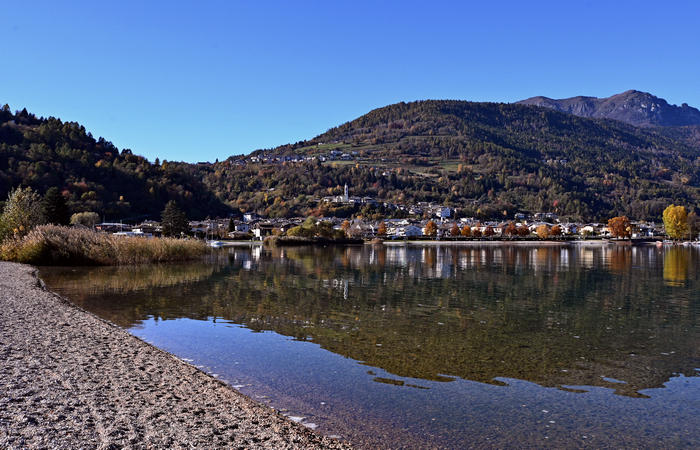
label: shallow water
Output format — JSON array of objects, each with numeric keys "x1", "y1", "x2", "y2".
[{"x1": 41, "y1": 244, "x2": 700, "y2": 448}]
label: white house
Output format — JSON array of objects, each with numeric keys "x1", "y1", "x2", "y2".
[
  {"x1": 243, "y1": 213, "x2": 259, "y2": 222},
  {"x1": 435, "y1": 207, "x2": 452, "y2": 219},
  {"x1": 235, "y1": 223, "x2": 251, "y2": 233},
  {"x1": 392, "y1": 225, "x2": 423, "y2": 238}
]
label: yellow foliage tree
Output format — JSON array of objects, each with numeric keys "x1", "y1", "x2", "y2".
[
  {"x1": 663, "y1": 204, "x2": 689, "y2": 240},
  {"x1": 461, "y1": 225, "x2": 471, "y2": 237},
  {"x1": 536, "y1": 224, "x2": 550, "y2": 239}
]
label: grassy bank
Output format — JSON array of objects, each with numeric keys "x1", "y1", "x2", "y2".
[{"x1": 0, "y1": 225, "x2": 207, "y2": 265}]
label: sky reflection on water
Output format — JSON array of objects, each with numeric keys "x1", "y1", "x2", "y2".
[{"x1": 41, "y1": 244, "x2": 700, "y2": 448}]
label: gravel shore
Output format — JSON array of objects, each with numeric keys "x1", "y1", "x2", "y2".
[{"x1": 0, "y1": 262, "x2": 349, "y2": 449}]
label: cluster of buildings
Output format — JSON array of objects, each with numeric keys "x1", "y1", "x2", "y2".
[
  {"x1": 95, "y1": 214, "x2": 662, "y2": 241},
  {"x1": 245, "y1": 145, "x2": 357, "y2": 165},
  {"x1": 93, "y1": 184, "x2": 665, "y2": 241}
]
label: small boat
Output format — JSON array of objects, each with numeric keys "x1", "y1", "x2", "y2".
[{"x1": 208, "y1": 240, "x2": 225, "y2": 248}]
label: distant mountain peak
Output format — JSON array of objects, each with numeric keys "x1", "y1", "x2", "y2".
[{"x1": 517, "y1": 90, "x2": 700, "y2": 127}]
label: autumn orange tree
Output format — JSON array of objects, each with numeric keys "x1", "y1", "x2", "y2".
[
  {"x1": 424, "y1": 220, "x2": 437, "y2": 237},
  {"x1": 550, "y1": 225, "x2": 562, "y2": 236},
  {"x1": 504, "y1": 222, "x2": 518, "y2": 237},
  {"x1": 536, "y1": 224, "x2": 550, "y2": 239},
  {"x1": 450, "y1": 223, "x2": 460, "y2": 236},
  {"x1": 608, "y1": 216, "x2": 632, "y2": 239},
  {"x1": 483, "y1": 226, "x2": 495, "y2": 237},
  {"x1": 460, "y1": 225, "x2": 471, "y2": 237},
  {"x1": 377, "y1": 221, "x2": 387, "y2": 236},
  {"x1": 517, "y1": 226, "x2": 530, "y2": 237}
]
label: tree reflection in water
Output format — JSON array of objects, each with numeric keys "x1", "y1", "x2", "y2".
[{"x1": 42, "y1": 244, "x2": 699, "y2": 398}]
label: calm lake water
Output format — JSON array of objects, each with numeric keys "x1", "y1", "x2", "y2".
[{"x1": 41, "y1": 244, "x2": 700, "y2": 448}]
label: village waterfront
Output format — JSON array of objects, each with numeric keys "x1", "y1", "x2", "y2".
[{"x1": 40, "y1": 243, "x2": 700, "y2": 448}]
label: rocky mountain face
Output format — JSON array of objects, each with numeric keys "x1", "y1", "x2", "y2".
[{"x1": 517, "y1": 90, "x2": 700, "y2": 127}]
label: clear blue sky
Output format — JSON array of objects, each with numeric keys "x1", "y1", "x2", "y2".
[{"x1": 3, "y1": 1, "x2": 699, "y2": 163}]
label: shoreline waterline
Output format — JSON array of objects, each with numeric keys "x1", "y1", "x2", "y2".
[
  {"x1": 0, "y1": 262, "x2": 348, "y2": 449},
  {"x1": 37, "y1": 245, "x2": 700, "y2": 448}
]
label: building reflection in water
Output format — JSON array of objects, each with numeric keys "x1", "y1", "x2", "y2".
[{"x1": 41, "y1": 243, "x2": 699, "y2": 399}]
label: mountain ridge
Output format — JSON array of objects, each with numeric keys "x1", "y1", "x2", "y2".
[
  {"x1": 517, "y1": 90, "x2": 700, "y2": 127},
  {"x1": 2, "y1": 97, "x2": 699, "y2": 223}
]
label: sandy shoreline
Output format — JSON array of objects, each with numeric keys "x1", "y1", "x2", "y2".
[{"x1": 0, "y1": 262, "x2": 348, "y2": 449}]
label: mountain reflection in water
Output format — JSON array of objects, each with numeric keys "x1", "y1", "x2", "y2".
[
  {"x1": 41, "y1": 244, "x2": 700, "y2": 448},
  {"x1": 42, "y1": 244, "x2": 699, "y2": 397}
]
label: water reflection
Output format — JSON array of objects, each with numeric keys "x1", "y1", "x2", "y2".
[
  {"x1": 42, "y1": 244, "x2": 700, "y2": 400},
  {"x1": 664, "y1": 247, "x2": 690, "y2": 287}
]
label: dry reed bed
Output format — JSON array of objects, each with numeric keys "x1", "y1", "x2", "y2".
[{"x1": 0, "y1": 225, "x2": 207, "y2": 265}]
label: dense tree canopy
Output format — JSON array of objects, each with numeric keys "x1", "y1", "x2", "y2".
[
  {"x1": 2, "y1": 102, "x2": 699, "y2": 223},
  {"x1": 215, "y1": 101, "x2": 700, "y2": 221},
  {"x1": 662, "y1": 205, "x2": 689, "y2": 240},
  {"x1": 0, "y1": 107, "x2": 230, "y2": 221}
]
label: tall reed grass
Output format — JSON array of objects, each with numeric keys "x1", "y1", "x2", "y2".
[{"x1": 0, "y1": 225, "x2": 208, "y2": 265}]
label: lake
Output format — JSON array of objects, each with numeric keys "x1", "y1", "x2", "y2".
[{"x1": 40, "y1": 243, "x2": 700, "y2": 448}]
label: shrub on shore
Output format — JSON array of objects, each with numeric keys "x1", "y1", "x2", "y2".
[{"x1": 0, "y1": 225, "x2": 207, "y2": 265}]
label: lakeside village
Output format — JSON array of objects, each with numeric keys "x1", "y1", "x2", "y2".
[{"x1": 97, "y1": 184, "x2": 695, "y2": 244}]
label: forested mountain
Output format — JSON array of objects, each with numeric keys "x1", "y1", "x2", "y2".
[
  {"x1": 517, "y1": 90, "x2": 700, "y2": 127},
  {"x1": 2, "y1": 98, "x2": 699, "y2": 223},
  {"x1": 215, "y1": 100, "x2": 700, "y2": 220},
  {"x1": 0, "y1": 105, "x2": 230, "y2": 221}
]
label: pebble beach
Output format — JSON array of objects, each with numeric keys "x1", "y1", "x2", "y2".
[{"x1": 0, "y1": 262, "x2": 348, "y2": 449}]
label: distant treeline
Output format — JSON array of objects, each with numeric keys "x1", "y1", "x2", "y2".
[{"x1": 0, "y1": 105, "x2": 230, "y2": 221}]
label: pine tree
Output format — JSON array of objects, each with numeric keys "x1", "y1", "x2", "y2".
[
  {"x1": 161, "y1": 201, "x2": 189, "y2": 237},
  {"x1": 43, "y1": 187, "x2": 70, "y2": 225}
]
